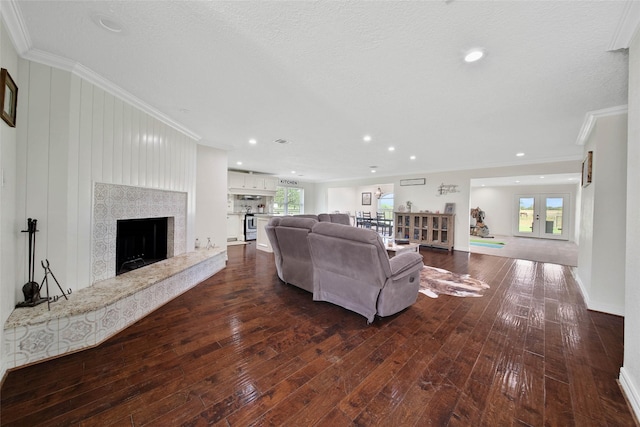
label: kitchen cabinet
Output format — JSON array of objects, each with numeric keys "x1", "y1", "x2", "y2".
[
  {"x1": 228, "y1": 172, "x2": 278, "y2": 196},
  {"x1": 226, "y1": 213, "x2": 243, "y2": 241},
  {"x1": 394, "y1": 212, "x2": 455, "y2": 252}
]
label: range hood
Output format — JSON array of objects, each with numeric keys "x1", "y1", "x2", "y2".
[{"x1": 236, "y1": 195, "x2": 263, "y2": 200}]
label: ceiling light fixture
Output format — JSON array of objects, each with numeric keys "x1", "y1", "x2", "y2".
[
  {"x1": 388, "y1": 146, "x2": 395, "y2": 152},
  {"x1": 516, "y1": 152, "x2": 525, "y2": 157},
  {"x1": 363, "y1": 135, "x2": 372, "y2": 142},
  {"x1": 291, "y1": 170, "x2": 296, "y2": 174},
  {"x1": 464, "y1": 49, "x2": 485, "y2": 63},
  {"x1": 410, "y1": 155, "x2": 416, "y2": 160},
  {"x1": 249, "y1": 139, "x2": 257, "y2": 145},
  {"x1": 236, "y1": 161, "x2": 242, "y2": 165}
]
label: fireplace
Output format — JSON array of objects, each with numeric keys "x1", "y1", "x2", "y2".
[{"x1": 116, "y1": 217, "x2": 169, "y2": 275}]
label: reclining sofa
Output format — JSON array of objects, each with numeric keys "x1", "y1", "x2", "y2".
[{"x1": 265, "y1": 216, "x2": 423, "y2": 323}]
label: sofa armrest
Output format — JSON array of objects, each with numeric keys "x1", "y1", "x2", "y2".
[{"x1": 389, "y1": 252, "x2": 424, "y2": 277}]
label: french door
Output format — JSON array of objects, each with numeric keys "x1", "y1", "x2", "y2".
[{"x1": 514, "y1": 194, "x2": 569, "y2": 240}]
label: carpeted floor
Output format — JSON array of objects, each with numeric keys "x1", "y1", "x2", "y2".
[
  {"x1": 468, "y1": 234, "x2": 578, "y2": 266},
  {"x1": 419, "y1": 266, "x2": 490, "y2": 298}
]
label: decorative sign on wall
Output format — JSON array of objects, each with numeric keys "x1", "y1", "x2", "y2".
[
  {"x1": 437, "y1": 183, "x2": 460, "y2": 196},
  {"x1": 400, "y1": 178, "x2": 426, "y2": 186},
  {"x1": 279, "y1": 178, "x2": 299, "y2": 186}
]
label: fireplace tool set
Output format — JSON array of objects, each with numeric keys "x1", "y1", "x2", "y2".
[{"x1": 16, "y1": 218, "x2": 72, "y2": 310}]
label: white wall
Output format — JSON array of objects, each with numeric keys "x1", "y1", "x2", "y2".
[
  {"x1": 470, "y1": 184, "x2": 578, "y2": 240},
  {"x1": 12, "y1": 60, "x2": 198, "y2": 301},
  {"x1": 575, "y1": 113, "x2": 627, "y2": 316},
  {"x1": 1, "y1": 11, "x2": 19, "y2": 382},
  {"x1": 620, "y1": 27, "x2": 640, "y2": 421},
  {"x1": 196, "y1": 145, "x2": 228, "y2": 249},
  {"x1": 315, "y1": 161, "x2": 579, "y2": 253}
]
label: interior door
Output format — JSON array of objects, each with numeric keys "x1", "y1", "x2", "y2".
[{"x1": 515, "y1": 194, "x2": 569, "y2": 240}]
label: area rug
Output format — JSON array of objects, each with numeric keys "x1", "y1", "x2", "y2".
[
  {"x1": 419, "y1": 266, "x2": 490, "y2": 298},
  {"x1": 470, "y1": 239, "x2": 505, "y2": 249}
]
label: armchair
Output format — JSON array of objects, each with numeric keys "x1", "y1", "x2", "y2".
[{"x1": 307, "y1": 222, "x2": 423, "y2": 323}]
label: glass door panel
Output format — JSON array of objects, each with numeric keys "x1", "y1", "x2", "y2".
[{"x1": 514, "y1": 194, "x2": 569, "y2": 240}]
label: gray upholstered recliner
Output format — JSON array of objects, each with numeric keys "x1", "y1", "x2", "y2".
[
  {"x1": 307, "y1": 222, "x2": 424, "y2": 323},
  {"x1": 265, "y1": 216, "x2": 317, "y2": 292},
  {"x1": 318, "y1": 213, "x2": 352, "y2": 225}
]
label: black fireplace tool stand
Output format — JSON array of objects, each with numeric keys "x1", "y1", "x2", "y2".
[{"x1": 16, "y1": 218, "x2": 72, "y2": 310}]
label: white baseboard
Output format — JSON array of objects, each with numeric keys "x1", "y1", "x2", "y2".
[
  {"x1": 571, "y1": 268, "x2": 625, "y2": 316},
  {"x1": 620, "y1": 367, "x2": 640, "y2": 422}
]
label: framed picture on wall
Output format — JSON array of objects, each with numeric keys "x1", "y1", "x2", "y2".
[
  {"x1": 362, "y1": 192, "x2": 372, "y2": 205},
  {"x1": 0, "y1": 68, "x2": 18, "y2": 128},
  {"x1": 582, "y1": 151, "x2": 593, "y2": 188}
]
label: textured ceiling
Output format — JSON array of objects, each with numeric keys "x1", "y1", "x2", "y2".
[{"x1": 12, "y1": 1, "x2": 630, "y2": 182}]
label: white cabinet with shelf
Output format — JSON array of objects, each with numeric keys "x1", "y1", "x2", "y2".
[{"x1": 226, "y1": 214, "x2": 243, "y2": 241}]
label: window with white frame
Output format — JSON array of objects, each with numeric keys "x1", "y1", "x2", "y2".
[{"x1": 273, "y1": 187, "x2": 304, "y2": 215}]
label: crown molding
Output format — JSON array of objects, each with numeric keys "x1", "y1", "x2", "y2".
[
  {"x1": 576, "y1": 105, "x2": 628, "y2": 146},
  {"x1": 608, "y1": 1, "x2": 640, "y2": 51},
  {"x1": 0, "y1": 0, "x2": 31, "y2": 56},
  {"x1": 0, "y1": 0, "x2": 200, "y2": 141}
]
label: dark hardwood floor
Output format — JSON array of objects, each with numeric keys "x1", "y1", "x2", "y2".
[{"x1": 1, "y1": 243, "x2": 636, "y2": 426}]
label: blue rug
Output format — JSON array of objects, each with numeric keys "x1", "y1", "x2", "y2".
[{"x1": 470, "y1": 240, "x2": 505, "y2": 249}]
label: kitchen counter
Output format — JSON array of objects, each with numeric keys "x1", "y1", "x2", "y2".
[{"x1": 256, "y1": 216, "x2": 275, "y2": 253}]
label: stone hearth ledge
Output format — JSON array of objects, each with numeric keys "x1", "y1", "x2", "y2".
[{"x1": 3, "y1": 247, "x2": 226, "y2": 370}]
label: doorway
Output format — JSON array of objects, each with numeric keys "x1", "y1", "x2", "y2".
[{"x1": 514, "y1": 194, "x2": 569, "y2": 240}]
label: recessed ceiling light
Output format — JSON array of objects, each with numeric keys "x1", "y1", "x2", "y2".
[
  {"x1": 93, "y1": 14, "x2": 125, "y2": 34},
  {"x1": 410, "y1": 155, "x2": 416, "y2": 160},
  {"x1": 569, "y1": 177, "x2": 576, "y2": 181},
  {"x1": 363, "y1": 135, "x2": 372, "y2": 142},
  {"x1": 236, "y1": 161, "x2": 242, "y2": 165},
  {"x1": 291, "y1": 170, "x2": 296, "y2": 174},
  {"x1": 515, "y1": 180, "x2": 521, "y2": 183},
  {"x1": 371, "y1": 169, "x2": 377, "y2": 173},
  {"x1": 540, "y1": 176, "x2": 545, "y2": 179},
  {"x1": 388, "y1": 146, "x2": 395, "y2": 152},
  {"x1": 516, "y1": 152, "x2": 525, "y2": 157},
  {"x1": 464, "y1": 49, "x2": 485, "y2": 63},
  {"x1": 249, "y1": 139, "x2": 257, "y2": 145}
]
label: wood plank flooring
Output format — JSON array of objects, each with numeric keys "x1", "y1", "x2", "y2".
[{"x1": 1, "y1": 243, "x2": 636, "y2": 426}]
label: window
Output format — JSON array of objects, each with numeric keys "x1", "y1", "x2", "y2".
[
  {"x1": 377, "y1": 193, "x2": 394, "y2": 219},
  {"x1": 273, "y1": 187, "x2": 304, "y2": 215}
]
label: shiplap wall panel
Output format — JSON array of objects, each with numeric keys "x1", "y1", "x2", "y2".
[
  {"x1": 102, "y1": 92, "x2": 114, "y2": 184},
  {"x1": 47, "y1": 68, "x2": 72, "y2": 287},
  {"x1": 25, "y1": 63, "x2": 51, "y2": 276},
  {"x1": 130, "y1": 107, "x2": 140, "y2": 186},
  {"x1": 66, "y1": 74, "x2": 81, "y2": 291},
  {"x1": 122, "y1": 103, "x2": 132, "y2": 185},
  {"x1": 113, "y1": 98, "x2": 123, "y2": 185},
  {"x1": 77, "y1": 79, "x2": 94, "y2": 290},
  {"x1": 15, "y1": 60, "x2": 30, "y2": 287},
  {"x1": 16, "y1": 62, "x2": 198, "y2": 293}
]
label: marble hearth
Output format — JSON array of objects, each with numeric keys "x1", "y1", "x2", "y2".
[{"x1": 3, "y1": 248, "x2": 226, "y2": 370}]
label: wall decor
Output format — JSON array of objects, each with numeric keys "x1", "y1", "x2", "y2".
[
  {"x1": 582, "y1": 151, "x2": 593, "y2": 188},
  {"x1": 362, "y1": 192, "x2": 372, "y2": 205},
  {"x1": 0, "y1": 68, "x2": 18, "y2": 127},
  {"x1": 400, "y1": 178, "x2": 426, "y2": 186},
  {"x1": 445, "y1": 203, "x2": 455, "y2": 214},
  {"x1": 437, "y1": 183, "x2": 459, "y2": 196}
]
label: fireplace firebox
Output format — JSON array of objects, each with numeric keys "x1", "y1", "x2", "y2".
[{"x1": 116, "y1": 217, "x2": 168, "y2": 275}]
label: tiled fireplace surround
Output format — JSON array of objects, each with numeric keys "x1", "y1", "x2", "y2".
[{"x1": 3, "y1": 183, "x2": 226, "y2": 370}]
